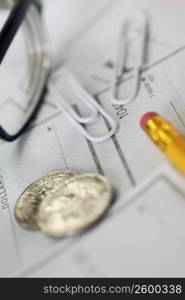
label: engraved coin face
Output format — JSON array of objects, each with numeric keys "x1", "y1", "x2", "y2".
[
  {"x1": 14, "y1": 171, "x2": 77, "y2": 230},
  {"x1": 37, "y1": 174, "x2": 113, "y2": 237}
]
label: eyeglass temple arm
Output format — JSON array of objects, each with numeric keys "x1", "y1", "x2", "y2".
[
  {"x1": 0, "y1": 0, "x2": 35, "y2": 64},
  {"x1": 0, "y1": 0, "x2": 37, "y2": 142}
]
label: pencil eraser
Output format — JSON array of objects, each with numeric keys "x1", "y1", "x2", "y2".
[{"x1": 140, "y1": 112, "x2": 158, "y2": 129}]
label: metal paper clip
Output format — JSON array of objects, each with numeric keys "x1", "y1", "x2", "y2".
[
  {"x1": 112, "y1": 11, "x2": 148, "y2": 106},
  {"x1": 48, "y1": 70, "x2": 118, "y2": 143}
]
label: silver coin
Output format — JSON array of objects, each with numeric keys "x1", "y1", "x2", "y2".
[
  {"x1": 37, "y1": 173, "x2": 113, "y2": 237},
  {"x1": 14, "y1": 170, "x2": 77, "y2": 230}
]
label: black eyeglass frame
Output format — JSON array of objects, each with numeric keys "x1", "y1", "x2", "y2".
[{"x1": 0, "y1": 0, "x2": 50, "y2": 142}]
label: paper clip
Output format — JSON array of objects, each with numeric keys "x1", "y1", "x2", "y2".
[
  {"x1": 112, "y1": 11, "x2": 148, "y2": 106},
  {"x1": 48, "y1": 70, "x2": 118, "y2": 143}
]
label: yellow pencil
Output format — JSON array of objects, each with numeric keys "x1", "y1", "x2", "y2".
[{"x1": 140, "y1": 112, "x2": 185, "y2": 175}]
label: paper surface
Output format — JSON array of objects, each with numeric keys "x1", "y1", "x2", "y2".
[{"x1": 1, "y1": 0, "x2": 185, "y2": 277}]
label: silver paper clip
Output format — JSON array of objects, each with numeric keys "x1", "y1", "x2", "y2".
[
  {"x1": 112, "y1": 11, "x2": 148, "y2": 105},
  {"x1": 48, "y1": 70, "x2": 118, "y2": 143}
]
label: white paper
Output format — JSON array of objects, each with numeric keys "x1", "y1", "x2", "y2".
[{"x1": 1, "y1": 0, "x2": 185, "y2": 277}]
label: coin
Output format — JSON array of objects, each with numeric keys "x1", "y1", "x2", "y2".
[
  {"x1": 37, "y1": 173, "x2": 113, "y2": 237},
  {"x1": 14, "y1": 170, "x2": 77, "y2": 230}
]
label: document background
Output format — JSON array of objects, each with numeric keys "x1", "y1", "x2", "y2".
[{"x1": 1, "y1": 0, "x2": 185, "y2": 277}]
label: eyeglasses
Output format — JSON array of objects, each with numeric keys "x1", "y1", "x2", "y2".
[{"x1": 0, "y1": 0, "x2": 50, "y2": 142}]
